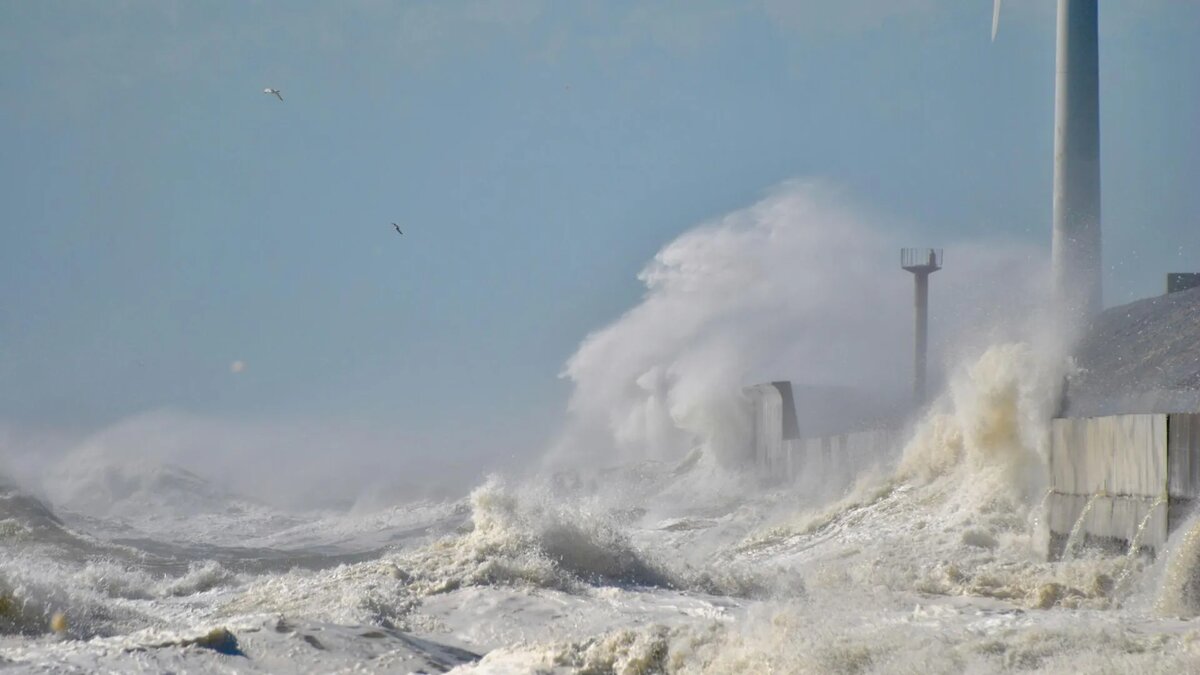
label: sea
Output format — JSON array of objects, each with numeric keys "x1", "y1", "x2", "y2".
[{"x1": 2, "y1": 342, "x2": 1200, "y2": 674}]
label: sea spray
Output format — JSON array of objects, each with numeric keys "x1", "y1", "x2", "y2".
[
  {"x1": 551, "y1": 182, "x2": 1047, "y2": 473},
  {"x1": 726, "y1": 341, "x2": 1156, "y2": 616},
  {"x1": 1154, "y1": 509, "x2": 1200, "y2": 617},
  {"x1": 1127, "y1": 496, "x2": 1167, "y2": 557},
  {"x1": 1030, "y1": 487, "x2": 1053, "y2": 532},
  {"x1": 897, "y1": 342, "x2": 1058, "y2": 500},
  {"x1": 377, "y1": 478, "x2": 786, "y2": 600},
  {"x1": 1027, "y1": 486, "x2": 1055, "y2": 557},
  {"x1": 1110, "y1": 496, "x2": 1166, "y2": 599},
  {"x1": 1061, "y1": 492, "x2": 1104, "y2": 561},
  {"x1": 738, "y1": 342, "x2": 1062, "y2": 558},
  {"x1": 392, "y1": 477, "x2": 678, "y2": 593},
  {"x1": 20, "y1": 176, "x2": 1200, "y2": 671}
]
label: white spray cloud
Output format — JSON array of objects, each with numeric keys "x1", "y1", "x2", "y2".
[
  {"x1": 553, "y1": 180, "x2": 1048, "y2": 469},
  {"x1": 1, "y1": 181, "x2": 1049, "y2": 512},
  {"x1": 1, "y1": 410, "x2": 476, "y2": 513}
]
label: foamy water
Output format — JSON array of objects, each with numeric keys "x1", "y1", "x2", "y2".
[
  {"x1": 1, "y1": 343, "x2": 1199, "y2": 673},
  {"x1": 0, "y1": 185, "x2": 1193, "y2": 672}
]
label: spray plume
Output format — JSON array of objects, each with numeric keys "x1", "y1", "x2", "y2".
[{"x1": 551, "y1": 180, "x2": 1048, "y2": 472}]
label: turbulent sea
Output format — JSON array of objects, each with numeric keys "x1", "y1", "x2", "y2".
[{"x1": 4, "y1": 344, "x2": 1200, "y2": 673}]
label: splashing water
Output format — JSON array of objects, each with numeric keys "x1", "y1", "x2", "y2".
[
  {"x1": 1061, "y1": 492, "x2": 1104, "y2": 561},
  {"x1": 551, "y1": 181, "x2": 1048, "y2": 471},
  {"x1": 1024, "y1": 486, "x2": 1055, "y2": 559},
  {"x1": 1112, "y1": 495, "x2": 1167, "y2": 598},
  {"x1": 1031, "y1": 487, "x2": 1054, "y2": 531},
  {"x1": 1155, "y1": 509, "x2": 1200, "y2": 617},
  {"x1": 10, "y1": 182, "x2": 1200, "y2": 672}
]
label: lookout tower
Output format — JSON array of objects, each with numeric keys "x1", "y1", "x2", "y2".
[{"x1": 902, "y1": 248, "x2": 942, "y2": 405}]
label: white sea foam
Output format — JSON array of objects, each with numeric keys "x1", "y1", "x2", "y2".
[
  {"x1": 2, "y1": 184, "x2": 1198, "y2": 673},
  {"x1": 551, "y1": 182, "x2": 1047, "y2": 473},
  {"x1": 5, "y1": 339, "x2": 1200, "y2": 671},
  {"x1": 1154, "y1": 508, "x2": 1200, "y2": 617},
  {"x1": 456, "y1": 601, "x2": 1200, "y2": 675}
]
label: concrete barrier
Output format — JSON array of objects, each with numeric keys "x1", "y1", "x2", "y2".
[
  {"x1": 1047, "y1": 413, "x2": 1200, "y2": 556},
  {"x1": 1168, "y1": 413, "x2": 1200, "y2": 499},
  {"x1": 745, "y1": 382, "x2": 901, "y2": 490},
  {"x1": 744, "y1": 382, "x2": 797, "y2": 480},
  {"x1": 784, "y1": 429, "x2": 902, "y2": 489},
  {"x1": 746, "y1": 379, "x2": 1200, "y2": 556}
]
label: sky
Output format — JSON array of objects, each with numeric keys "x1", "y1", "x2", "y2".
[{"x1": 1, "y1": 1, "x2": 1197, "y2": 497}]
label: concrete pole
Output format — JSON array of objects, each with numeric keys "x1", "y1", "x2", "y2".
[
  {"x1": 913, "y1": 271, "x2": 930, "y2": 404},
  {"x1": 902, "y1": 248, "x2": 940, "y2": 406},
  {"x1": 1052, "y1": 0, "x2": 1102, "y2": 323}
]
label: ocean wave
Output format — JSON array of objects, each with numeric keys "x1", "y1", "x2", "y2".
[
  {"x1": 217, "y1": 559, "x2": 423, "y2": 630},
  {"x1": 720, "y1": 343, "x2": 1164, "y2": 612},
  {"x1": 391, "y1": 478, "x2": 795, "y2": 601},
  {"x1": 455, "y1": 602, "x2": 1200, "y2": 675},
  {"x1": 393, "y1": 478, "x2": 674, "y2": 595}
]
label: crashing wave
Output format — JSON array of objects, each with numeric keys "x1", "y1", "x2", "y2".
[
  {"x1": 724, "y1": 343, "x2": 1153, "y2": 611},
  {"x1": 388, "y1": 478, "x2": 793, "y2": 600},
  {"x1": 393, "y1": 478, "x2": 675, "y2": 595}
]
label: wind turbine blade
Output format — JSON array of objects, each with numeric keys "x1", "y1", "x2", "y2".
[{"x1": 991, "y1": 0, "x2": 1002, "y2": 42}]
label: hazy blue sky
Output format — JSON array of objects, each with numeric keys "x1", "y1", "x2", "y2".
[{"x1": 1, "y1": 1, "x2": 1197, "y2": 485}]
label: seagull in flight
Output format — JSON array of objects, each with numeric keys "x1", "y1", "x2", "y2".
[
  {"x1": 392, "y1": 223, "x2": 403, "y2": 235},
  {"x1": 263, "y1": 88, "x2": 283, "y2": 102}
]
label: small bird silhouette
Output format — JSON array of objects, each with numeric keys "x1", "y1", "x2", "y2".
[
  {"x1": 263, "y1": 88, "x2": 283, "y2": 101},
  {"x1": 392, "y1": 223, "x2": 403, "y2": 235}
]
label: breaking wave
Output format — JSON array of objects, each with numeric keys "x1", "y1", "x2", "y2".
[
  {"x1": 452, "y1": 340, "x2": 1200, "y2": 673},
  {"x1": 4, "y1": 183, "x2": 1200, "y2": 672},
  {"x1": 388, "y1": 478, "x2": 787, "y2": 599},
  {"x1": 729, "y1": 342, "x2": 1152, "y2": 614},
  {"x1": 401, "y1": 478, "x2": 672, "y2": 592}
]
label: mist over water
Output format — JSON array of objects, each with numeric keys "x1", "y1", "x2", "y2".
[
  {"x1": 4, "y1": 181, "x2": 1200, "y2": 673},
  {"x1": 0, "y1": 410, "x2": 478, "y2": 514}
]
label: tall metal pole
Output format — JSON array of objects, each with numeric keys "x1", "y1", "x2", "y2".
[
  {"x1": 902, "y1": 248, "x2": 941, "y2": 406},
  {"x1": 1052, "y1": 0, "x2": 1102, "y2": 323},
  {"x1": 914, "y1": 271, "x2": 930, "y2": 403}
]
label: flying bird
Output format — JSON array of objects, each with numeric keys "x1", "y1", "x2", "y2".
[
  {"x1": 263, "y1": 88, "x2": 283, "y2": 101},
  {"x1": 392, "y1": 223, "x2": 403, "y2": 235}
]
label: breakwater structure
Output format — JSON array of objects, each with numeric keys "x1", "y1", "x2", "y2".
[
  {"x1": 746, "y1": 1, "x2": 1198, "y2": 558},
  {"x1": 743, "y1": 381, "x2": 905, "y2": 493},
  {"x1": 1044, "y1": 283, "x2": 1200, "y2": 556},
  {"x1": 997, "y1": 0, "x2": 1200, "y2": 558},
  {"x1": 743, "y1": 284, "x2": 1200, "y2": 557}
]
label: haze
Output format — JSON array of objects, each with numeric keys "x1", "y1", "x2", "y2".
[{"x1": 1, "y1": 1, "x2": 1197, "y2": 505}]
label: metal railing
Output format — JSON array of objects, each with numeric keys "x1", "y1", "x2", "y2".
[{"x1": 901, "y1": 248, "x2": 943, "y2": 270}]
